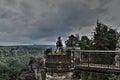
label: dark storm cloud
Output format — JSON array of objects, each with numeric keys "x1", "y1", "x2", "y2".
[
  {"x1": 0, "y1": 8, "x2": 18, "y2": 19},
  {"x1": 0, "y1": 0, "x2": 119, "y2": 45},
  {"x1": 5, "y1": 0, "x2": 16, "y2": 4},
  {"x1": 27, "y1": 25, "x2": 70, "y2": 41},
  {"x1": 26, "y1": 0, "x2": 107, "y2": 40},
  {"x1": 19, "y1": 1, "x2": 33, "y2": 21}
]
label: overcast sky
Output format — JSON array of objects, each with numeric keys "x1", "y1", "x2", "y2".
[{"x1": 0, "y1": 0, "x2": 120, "y2": 46}]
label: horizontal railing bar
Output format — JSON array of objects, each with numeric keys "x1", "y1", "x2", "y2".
[{"x1": 72, "y1": 50, "x2": 120, "y2": 53}]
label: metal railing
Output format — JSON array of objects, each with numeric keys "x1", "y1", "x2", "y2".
[{"x1": 72, "y1": 50, "x2": 120, "y2": 70}]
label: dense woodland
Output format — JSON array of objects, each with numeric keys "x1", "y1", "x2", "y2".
[{"x1": 0, "y1": 45, "x2": 46, "y2": 80}]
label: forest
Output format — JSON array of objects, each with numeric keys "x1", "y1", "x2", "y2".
[{"x1": 0, "y1": 45, "x2": 47, "y2": 80}]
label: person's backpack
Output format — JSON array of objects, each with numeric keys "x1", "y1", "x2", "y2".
[{"x1": 56, "y1": 40, "x2": 62, "y2": 47}]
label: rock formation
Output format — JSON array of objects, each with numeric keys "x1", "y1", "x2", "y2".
[{"x1": 16, "y1": 57, "x2": 45, "y2": 80}]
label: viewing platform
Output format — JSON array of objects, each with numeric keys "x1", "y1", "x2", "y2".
[
  {"x1": 44, "y1": 48, "x2": 120, "y2": 75},
  {"x1": 44, "y1": 49, "x2": 74, "y2": 73}
]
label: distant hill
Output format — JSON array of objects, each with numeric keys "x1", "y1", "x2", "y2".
[
  {"x1": 0, "y1": 45, "x2": 56, "y2": 55},
  {"x1": 38, "y1": 45, "x2": 56, "y2": 50},
  {"x1": 0, "y1": 45, "x2": 55, "y2": 49}
]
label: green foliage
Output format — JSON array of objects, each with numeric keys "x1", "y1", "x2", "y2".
[
  {"x1": 93, "y1": 21, "x2": 119, "y2": 50},
  {"x1": 0, "y1": 61, "x2": 20, "y2": 80},
  {"x1": 0, "y1": 45, "x2": 45, "y2": 80},
  {"x1": 91, "y1": 21, "x2": 119, "y2": 65},
  {"x1": 0, "y1": 54, "x2": 35, "y2": 80},
  {"x1": 82, "y1": 72, "x2": 117, "y2": 80},
  {"x1": 65, "y1": 34, "x2": 79, "y2": 47},
  {"x1": 82, "y1": 72, "x2": 91, "y2": 80},
  {"x1": 108, "y1": 77, "x2": 117, "y2": 80},
  {"x1": 82, "y1": 21, "x2": 119, "y2": 80},
  {"x1": 66, "y1": 21, "x2": 120, "y2": 80},
  {"x1": 79, "y1": 36, "x2": 92, "y2": 50}
]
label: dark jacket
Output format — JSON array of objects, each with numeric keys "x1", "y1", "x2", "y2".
[{"x1": 56, "y1": 40, "x2": 63, "y2": 47}]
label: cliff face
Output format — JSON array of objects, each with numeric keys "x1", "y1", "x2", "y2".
[
  {"x1": 16, "y1": 57, "x2": 45, "y2": 80},
  {"x1": 16, "y1": 56, "x2": 81, "y2": 80},
  {"x1": 16, "y1": 66, "x2": 36, "y2": 80},
  {"x1": 17, "y1": 73, "x2": 36, "y2": 80}
]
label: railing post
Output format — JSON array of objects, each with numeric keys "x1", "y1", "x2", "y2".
[
  {"x1": 74, "y1": 47, "x2": 81, "y2": 65},
  {"x1": 115, "y1": 44, "x2": 120, "y2": 80},
  {"x1": 115, "y1": 48, "x2": 120, "y2": 68},
  {"x1": 79, "y1": 48, "x2": 82, "y2": 64},
  {"x1": 88, "y1": 52, "x2": 90, "y2": 67}
]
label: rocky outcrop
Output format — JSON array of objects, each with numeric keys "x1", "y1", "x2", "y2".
[
  {"x1": 16, "y1": 57, "x2": 45, "y2": 80},
  {"x1": 17, "y1": 66, "x2": 36, "y2": 80}
]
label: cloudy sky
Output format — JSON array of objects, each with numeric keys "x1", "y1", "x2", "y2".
[{"x1": 0, "y1": 0, "x2": 120, "y2": 45}]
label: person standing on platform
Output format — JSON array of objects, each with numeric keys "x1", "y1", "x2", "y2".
[{"x1": 56, "y1": 36, "x2": 63, "y2": 54}]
